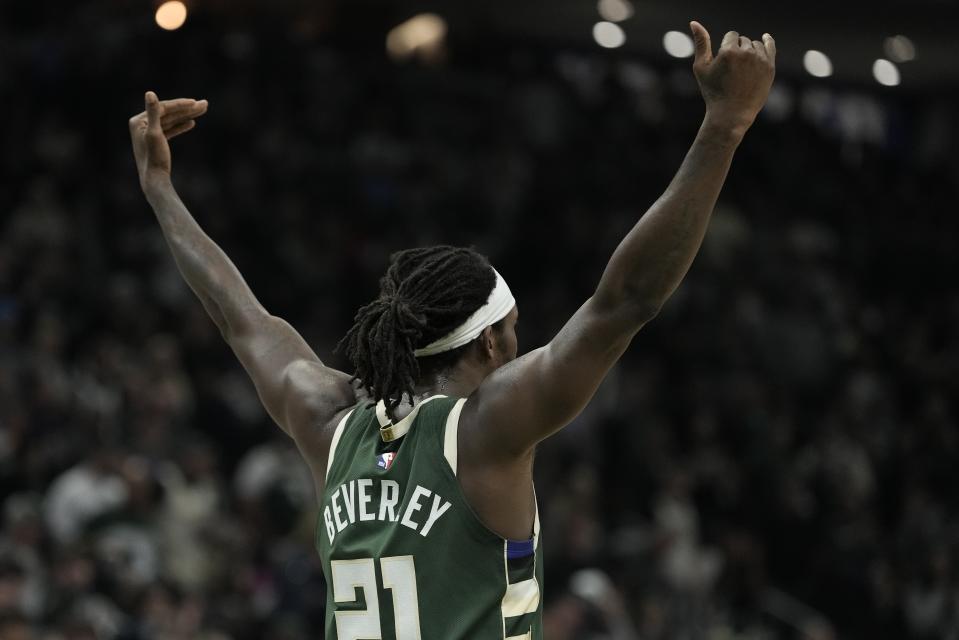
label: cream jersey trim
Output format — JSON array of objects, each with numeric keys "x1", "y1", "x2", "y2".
[
  {"x1": 443, "y1": 398, "x2": 468, "y2": 475},
  {"x1": 375, "y1": 395, "x2": 446, "y2": 442},
  {"x1": 502, "y1": 578, "x2": 540, "y2": 618},
  {"x1": 325, "y1": 408, "x2": 356, "y2": 480}
]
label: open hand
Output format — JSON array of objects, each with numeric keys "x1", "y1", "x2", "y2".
[
  {"x1": 129, "y1": 91, "x2": 208, "y2": 191},
  {"x1": 689, "y1": 21, "x2": 776, "y2": 136}
]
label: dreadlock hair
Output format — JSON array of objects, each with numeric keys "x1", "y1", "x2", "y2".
[{"x1": 337, "y1": 245, "x2": 497, "y2": 415}]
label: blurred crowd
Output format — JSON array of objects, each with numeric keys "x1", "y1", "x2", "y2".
[{"x1": 2, "y1": 3, "x2": 958, "y2": 639}]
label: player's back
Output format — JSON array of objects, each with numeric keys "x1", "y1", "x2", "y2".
[{"x1": 318, "y1": 395, "x2": 543, "y2": 639}]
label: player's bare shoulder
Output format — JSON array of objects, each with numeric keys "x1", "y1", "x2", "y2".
[{"x1": 282, "y1": 360, "x2": 360, "y2": 455}]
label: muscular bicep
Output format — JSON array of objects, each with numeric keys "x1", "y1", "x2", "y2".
[
  {"x1": 227, "y1": 313, "x2": 355, "y2": 447},
  {"x1": 468, "y1": 295, "x2": 654, "y2": 457}
]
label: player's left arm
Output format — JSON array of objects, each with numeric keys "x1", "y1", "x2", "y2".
[
  {"x1": 464, "y1": 23, "x2": 776, "y2": 459},
  {"x1": 128, "y1": 92, "x2": 355, "y2": 463}
]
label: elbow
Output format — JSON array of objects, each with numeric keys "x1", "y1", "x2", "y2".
[
  {"x1": 617, "y1": 279, "x2": 668, "y2": 324},
  {"x1": 592, "y1": 287, "x2": 663, "y2": 327},
  {"x1": 626, "y1": 297, "x2": 663, "y2": 325},
  {"x1": 202, "y1": 296, "x2": 233, "y2": 341},
  {"x1": 595, "y1": 270, "x2": 668, "y2": 326}
]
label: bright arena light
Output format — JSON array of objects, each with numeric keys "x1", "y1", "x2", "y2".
[
  {"x1": 662, "y1": 31, "x2": 695, "y2": 58},
  {"x1": 597, "y1": 0, "x2": 633, "y2": 23},
  {"x1": 155, "y1": 1, "x2": 188, "y2": 31},
  {"x1": 593, "y1": 22, "x2": 626, "y2": 49},
  {"x1": 386, "y1": 13, "x2": 448, "y2": 61},
  {"x1": 873, "y1": 58, "x2": 901, "y2": 86},
  {"x1": 802, "y1": 50, "x2": 833, "y2": 78},
  {"x1": 884, "y1": 35, "x2": 916, "y2": 62}
]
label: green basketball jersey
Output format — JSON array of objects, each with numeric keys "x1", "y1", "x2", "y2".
[{"x1": 317, "y1": 395, "x2": 544, "y2": 639}]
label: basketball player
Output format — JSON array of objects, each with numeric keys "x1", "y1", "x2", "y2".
[{"x1": 128, "y1": 21, "x2": 775, "y2": 639}]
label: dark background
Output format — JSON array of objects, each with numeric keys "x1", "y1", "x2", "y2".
[{"x1": 1, "y1": 1, "x2": 958, "y2": 638}]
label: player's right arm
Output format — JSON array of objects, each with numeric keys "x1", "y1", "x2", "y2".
[
  {"x1": 128, "y1": 92, "x2": 354, "y2": 468},
  {"x1": 465, "y1": 22, "x2": 776, "y2": 456}
]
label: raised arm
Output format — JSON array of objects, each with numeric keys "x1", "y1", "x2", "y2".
[
  {"x1": 128, "y1": 92, "x2": 354, "y2": 463},
  {"x1": 467, "y1": 23, "x2": 776, "y2": 456}
]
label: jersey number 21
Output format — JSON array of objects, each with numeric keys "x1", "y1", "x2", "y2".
[{"x1": 331, "y1": 556, "x2": 421, "y2": 639}]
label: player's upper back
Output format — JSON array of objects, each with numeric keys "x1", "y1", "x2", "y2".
[{"x1": 318, "y1": 394, "x2": 543, "y2": 640}]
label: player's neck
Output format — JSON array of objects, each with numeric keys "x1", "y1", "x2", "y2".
[{"x1": 415, "y1": 360, "x2": 490, "y2": 400}]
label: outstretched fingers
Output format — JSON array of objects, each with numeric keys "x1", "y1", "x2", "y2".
[
  {"x1": 160, "y1": 99, "x2": 207, "y2": 126},
  {"x1": 130, "y1": 94, "x2": 207, "y2": 143},
  {"x1": 165, "y1": 119, "x2": 196, "y2": 140},
  {"x1": 161, "y1": 100, "x2": 208, "y2": 133},
  {"x1": 158, "y1": 97, "x2": 199, "y2": 112}
]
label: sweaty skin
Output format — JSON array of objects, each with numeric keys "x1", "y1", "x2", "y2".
[{"x1": 128, "y1": 20, "x2": 775, "y2": 541}]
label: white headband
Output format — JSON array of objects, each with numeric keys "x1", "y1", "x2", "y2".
[{"x1": 413, "y1": 268, "x2": 515, "y2": 357}]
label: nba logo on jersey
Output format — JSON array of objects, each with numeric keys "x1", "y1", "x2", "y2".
[{"x1": 376, "y1": 452, "x2": 396, "y2": 470}]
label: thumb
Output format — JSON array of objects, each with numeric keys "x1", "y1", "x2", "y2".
[
  {"x1": 145, "y1": 91, "x2": 163, "y2": 131},
  {"x1": 689, "y1": 21, "x2": 712, "y2": 65}
]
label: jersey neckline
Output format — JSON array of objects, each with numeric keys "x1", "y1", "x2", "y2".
[{"x1": 374, "y1": 395, "x2": 448, "y2": 442}]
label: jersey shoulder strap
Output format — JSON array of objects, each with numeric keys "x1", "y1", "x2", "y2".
[{"x1": 324, "y1": 395, "x2": 464, "y2": 484}]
